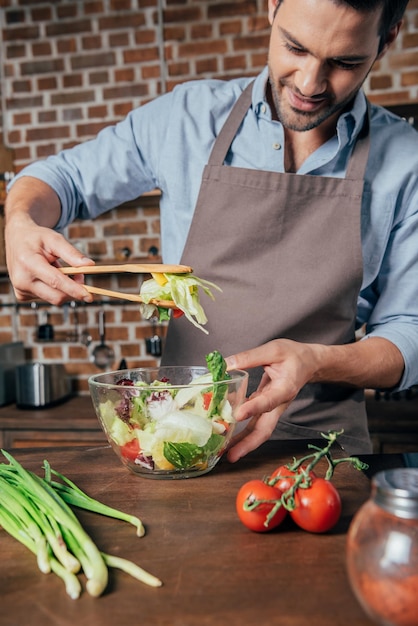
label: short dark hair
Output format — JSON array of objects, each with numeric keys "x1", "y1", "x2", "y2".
[{"x1": 273, "y1": 0, "x2": 409, "y2": 48}]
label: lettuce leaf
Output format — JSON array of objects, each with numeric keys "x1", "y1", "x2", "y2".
[{"x1": 139, "y1": 273, "x2": 222, "y2": 333}]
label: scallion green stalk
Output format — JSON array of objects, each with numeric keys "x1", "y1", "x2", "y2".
[{"x1": 43, "y1": 461, "x2": 145, "y2": 537}]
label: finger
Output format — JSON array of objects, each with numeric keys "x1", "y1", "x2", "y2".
[
  {"x1": 225, "y1": 341, "x2": 280, "y2": 370},
  {"x1": 227, "y1": 407, "x2": 282, "y2": 463},
  {"x1": 234, "y1": 385, "x2": 291, "y2": 421}
]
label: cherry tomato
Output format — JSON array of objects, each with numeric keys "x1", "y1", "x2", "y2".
[
  {"x1": 236, "y1": 480, "x2": 287, "y2": 533},
  {"x1": 120, "y1": 439, "x2": 140, "y2": 462},
  {"x1": 269, "y1": 465, "x2": 316, "y2": 493},
  {"x1": 289, "y1": 477, "x2": 342, "y2": 533}
]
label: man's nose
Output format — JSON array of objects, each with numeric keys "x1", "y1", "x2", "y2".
[{"x1": 295, "y1": 59, "x2": 327, "y2": 97}]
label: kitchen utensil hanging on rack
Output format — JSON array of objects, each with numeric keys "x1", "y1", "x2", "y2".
[{"x1": 90, "y1": 309, "x2": 114, "y2": 370}]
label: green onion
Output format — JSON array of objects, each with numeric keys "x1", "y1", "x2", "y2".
[
  {"x1": 0, "y1": 450, "x2": 162, "y2": 598},
  {"x1": 42, "y1": 461, "x2": 145, "y2": 537}
]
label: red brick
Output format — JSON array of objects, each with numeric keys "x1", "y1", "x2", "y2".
[
  {"x1": 124, "y1": 47, "x2": 160, "y2": 63},
  {"x1": 38, "y1": 110, "x2": 57, "y2": 123},
  {"x1": 63, "y1": 74, "x2": 83, "y2": 88},
  {"x1": 47, "y1": 19, "x2": 92, "y2": 37},
  {"x1": 191, "y1": 24, "x2": 213, "y2": 39},
  {"x1": 87, "y1": 105, "x2": 108, "y2": 118},
  {"x1": 12, "y1": 79, "x2": 31, "y2": 93},
  {"x1": 32, "y1": 42, "x2": 53, "y2": 56},
  {"x1": 220, "y1": 20, "x2": 242, "y2": 36},
  {"x1": 103, "y1": 84, "x2": 149, "y2": 100},
  {"x1": 98, "y1": 14, "x2": 145, "y2": 30},
  {"x1": 234, "y1": 33, "x2": 270, "y2": 51},
  {"x1": 109, "y1": 32, "x2": 130, "y2": 47},
  {"x1": 3, "y1": 25, "x2": 39, "y2": 41},
  {"x1": 12, "y1": 112, "x2": 31, "y2": 125},
  {"x1": 37, "y1": 76, "x2": 58, "y2": 90},
  {"x1": 31, "y1": 7, "x2": 53, "y2": 21},
  {"x1": 114, "y1": 68, "x2": 135, "y2": 82},
  {"x1": 178, "y1": 40, "x2": 227, "y2": 57},
  {"x1": 84, "y1": 2, "x2": 105, "y2": 14},
  {"x1": 401, "y1": 71, "x2": 418, "y2": 87},
  {"x1": 196, "y1": 57, "x2": 219, "y2": 74},
  {"x1": 21, "y1": 59, "x2": 64, "y2": 75},
  {"x1": 63, "y1": 108, "x2": 84, "y2": 122},
  {"x1": 208, "y1": 1, "x2": 257, "y2": 18},
  {"x1": 6, "y1": 44, "x2": 26, "y2": 59},
  {"x1": 51, "y1": 91, "x2": 96, "y2": 105},
  {"x1": 134, "y1": 29, "x2": 157, "y2": 45},
  {"x1": 82, "y1": 35, "x2": 103, "y2": 50},
  {"x1": 89, "y1": 71, "x2": 110, "y2": 85},
  {"x1": 71, "y1": 52, "x2": 116, "y2": 70},
  {"x1": 163, "y1": 7, "x2": 202, "y2": 24},
  {"x1": 163, "y1": 26, "x2": 186, "y2": 41},
  {"x1": 224, "y1": 55, "x2": 247, "y2": 71},
  {"x1": 369, "y1": 74, "x2": 393, "y2": 90},
  {"x1": 26, "y1": 125, "x2": 71, "y2": 142},
  {"x1": 57, "y1": 39, "x2": 77, "y2": 54}
]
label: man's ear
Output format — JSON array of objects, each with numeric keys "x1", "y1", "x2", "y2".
[
  {"x1": 268, "y1": 0, "x2": 280, "y2": 25},
  {"x1": 377, "y1": 21, "x2": 402, "y2": 60}
]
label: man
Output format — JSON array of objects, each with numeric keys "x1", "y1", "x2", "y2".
[{"x1": 5, "y1": 0, "x2": 417, "y2": 460}]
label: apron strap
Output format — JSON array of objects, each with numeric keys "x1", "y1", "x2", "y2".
[
  {"x1": 345, "y1": 102, "x2": 370, "y2": 181},
  {"x1": 207, "y1": 81, "x2": 255, "y2": 166},
  {"x1": 207, "y1": 80, "x2": 370, "y2": 181}
]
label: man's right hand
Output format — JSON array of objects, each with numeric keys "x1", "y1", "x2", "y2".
[{"x1": 4, "y1": 176, "x2": 95, "y2": 305}]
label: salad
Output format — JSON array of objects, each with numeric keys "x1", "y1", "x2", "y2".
[
  {"x1": 139, "y1": 271, "x2": 222, "y2": 333},
  {"x1": 97, "y1": 351, "x2": 235, "y2": 474}
]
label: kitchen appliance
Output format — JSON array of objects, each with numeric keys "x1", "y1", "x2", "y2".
[
  {"x1": 15, "y1": 362, "x2": 71, "y2": 409},
  {"x1": 0, "y1": 341, "x2": 25, "y2": 406}
]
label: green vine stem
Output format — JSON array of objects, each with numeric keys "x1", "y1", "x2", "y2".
[{"x1": 243, "y1": 429, "x2": 369, "y2": 528}]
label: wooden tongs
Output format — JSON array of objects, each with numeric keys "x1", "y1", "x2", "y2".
[{"x1": 59, "y1": 263, "x2": 193, "y2": 309}]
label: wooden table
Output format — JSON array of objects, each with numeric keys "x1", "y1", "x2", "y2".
[{"x1": 0, "y1": 441, "x2": 378, "y2": 626}]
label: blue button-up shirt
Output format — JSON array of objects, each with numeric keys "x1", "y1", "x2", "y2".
[{"x1": 12, "y1": 67, "x2": 418, "y2": 390}]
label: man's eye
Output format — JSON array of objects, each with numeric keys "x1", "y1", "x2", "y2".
[
  {"x1": 284, "y1": 42, "x2": 305, "y2": 55},
  {"x1": 333, "y1": 60, "x2": 361, "y2": 71}
]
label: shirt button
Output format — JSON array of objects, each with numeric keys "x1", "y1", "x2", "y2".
[
  {"x1": 272, "y1": 142, "x2": 281, "y2": 150},
  {"x1": 260, "y1": 104, "x2": 267, "y2": 114}
]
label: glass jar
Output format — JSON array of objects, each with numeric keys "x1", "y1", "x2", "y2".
[{"x1": 346, "y1": 468, "x2": 418, "y2": 626}]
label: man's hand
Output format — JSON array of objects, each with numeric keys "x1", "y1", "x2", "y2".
[
  {"x1": 225, "y1": 336, "x2": 404, "y2": 462},
  {"x1": 225, "y1": 339, "x2": 320, "y2": 462},
  {"x1": 5, "y1": 176, "x2": 95, "y2": 305}
]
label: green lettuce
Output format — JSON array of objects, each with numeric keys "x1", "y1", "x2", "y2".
[{"x1": 139, "y1": 273, "x2": 222, "y2": 333}]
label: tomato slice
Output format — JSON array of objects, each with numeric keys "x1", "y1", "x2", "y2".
[
  {"x1": 172, "y1": 308, "x2": 184, "y2": 318},
  {"x1": 120, "y1": 439, "x2": 140, "y2": 462},
  {"x1": 236, "y1": 479, "x2": 287, "y2": 533},
  {"x1": 202, "y1": 391, "x2": 213, "y2": 411}
]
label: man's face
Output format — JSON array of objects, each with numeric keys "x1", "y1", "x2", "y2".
[{"x1": 267, "y1": 0, "x2": 384, "y2": 131}]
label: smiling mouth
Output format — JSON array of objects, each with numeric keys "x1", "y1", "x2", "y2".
[{"x1": 286, "y1": 87, "x2": 329, "y2": 112}]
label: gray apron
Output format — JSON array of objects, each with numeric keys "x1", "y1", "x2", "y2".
[{"x1": 162, "y1": 81, "x2": 372, "y2": 454}]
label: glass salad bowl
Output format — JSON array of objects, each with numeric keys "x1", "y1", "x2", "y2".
[{"x1": 88, "y1": 364, "x2": 248, "y2": 479}]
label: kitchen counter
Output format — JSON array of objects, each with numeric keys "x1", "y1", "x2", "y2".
[
  {"x1": 0, "y1": 396, "x2": 105, "y2": 448},
  {"x1": 1, "y1": 392, "x2": 417, "y2": 452},
  {"x1": 0, "y1": 441, "x2": 379, "y2": 626}
]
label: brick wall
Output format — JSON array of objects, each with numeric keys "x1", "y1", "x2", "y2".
[{"x1": 0, "y1": 0, "x2": 417, "y2": 394}]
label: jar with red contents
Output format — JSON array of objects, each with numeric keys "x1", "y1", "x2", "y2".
[{"x1": 346, "y1": 468, "x2": 418, "y2": 626}]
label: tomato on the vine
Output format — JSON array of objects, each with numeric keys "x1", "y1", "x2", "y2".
[
  {"x1": 236, "y1": 479, "x2": 287, "y2": 533},
  {"x1": 289, "y1": 477, "x2": 341, "y2": 533}
]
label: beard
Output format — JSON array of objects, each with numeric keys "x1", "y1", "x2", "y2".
[{"x1": 268, "y1": 66, "x2": 360, "y2": 132}]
